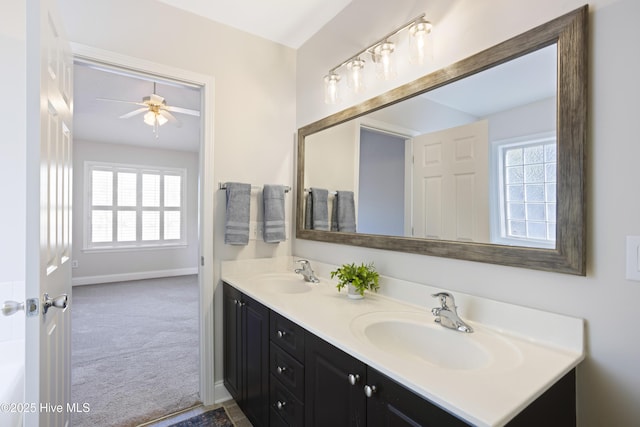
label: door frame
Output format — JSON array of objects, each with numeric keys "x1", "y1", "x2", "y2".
[{"x1": 71, "y1": 43, "x2": 217, "y2": 405}]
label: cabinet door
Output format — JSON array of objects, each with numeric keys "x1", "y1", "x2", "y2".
[
  {"x1": 223, "y1": 283, "x2": 243, "y2": 402},
  {"x1": 243, "y1": 293, "x2": 270, "y2": 427},
  {"x1": 366, "y1": 367, "x2": 470, "y2": 427},
  {"x1": 305, "y1": 333, "x2": 366, "y2": 427}
]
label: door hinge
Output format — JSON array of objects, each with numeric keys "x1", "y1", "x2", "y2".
[{"x1": 201, "y1": 256, "x2": 205, "y2": 266}]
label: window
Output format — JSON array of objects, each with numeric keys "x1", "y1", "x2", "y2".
[
  {"x1": 85, "y1": 161, "x2": 186, "y2": 250},
  {"x1": 492, "y1": 133, "x2": 556, "y2": 248}
]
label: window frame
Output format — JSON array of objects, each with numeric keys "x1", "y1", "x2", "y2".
[
  {"x1": 83, "y1": 160, "x2": 187, "y2": 252},
  {"x1": 490, "y1": 132, "x2": 557, "y2": 249}
]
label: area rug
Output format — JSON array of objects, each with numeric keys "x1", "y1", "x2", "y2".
[
  {"x1": 168, "y1": 408, "x2": 234, "y2": 427},
  {"x1": 71, "y1": 275, "x2": 200, "y2": 427}
]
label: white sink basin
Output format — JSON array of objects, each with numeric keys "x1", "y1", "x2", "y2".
[
  {"x1": 350, "y1": 311, "x2": 522, "y2": 371},
  {"x1": 251, "y1": 273, "x2": 314, "y2": 294}
]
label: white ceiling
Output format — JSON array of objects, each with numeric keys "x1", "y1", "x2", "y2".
[
  {"x1": 74, "y1": 0, "x2": 352, "y2": 153},
  {"x1": 154, "y1": 0, "x2": 352, "y2": 49},
  {"x1": 74, "y1": 62, "x2": 202, "y2": 152}
]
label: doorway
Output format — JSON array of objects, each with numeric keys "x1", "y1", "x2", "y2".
[{"x1": 69, "y1": 48, "x2": 216, "y2": 423}]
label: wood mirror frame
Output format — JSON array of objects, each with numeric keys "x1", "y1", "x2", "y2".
[{"x1": 296, "y1": 6, "x2": 587, "y2": 275}]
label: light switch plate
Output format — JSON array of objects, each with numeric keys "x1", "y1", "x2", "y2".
[{"x1": 625, "y1": 236, "x2": 640, "y2": 281}]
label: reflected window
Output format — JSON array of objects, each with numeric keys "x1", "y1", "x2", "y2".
[{"x1": 492, "y1": 133, "x2": 556, "y2": 248}]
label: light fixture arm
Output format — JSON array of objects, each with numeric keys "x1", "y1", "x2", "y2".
[{"x1": 328, "y1": 13, "x2": 427, "y2": 73}]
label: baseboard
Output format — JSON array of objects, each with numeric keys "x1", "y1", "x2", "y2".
[
  {"x1": 72, "y1": 268, "x2": 198, "y2": 286},
  {"x1": 214, "y1": 381, "x2": 232, "y2": 404}
]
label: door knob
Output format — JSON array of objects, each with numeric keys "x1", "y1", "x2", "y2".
[
  {"x1": 348, "y1": 373, "x2": 360, "y2": 385},
  {"x1": 364, "y1": 384, "x2": 377, "y2": 398},
  {"x1": 2, "y1": 299, "x2": 39, "y2": 317},
  {"x1": 2, "y1": 301, "x2": 24, "y2": 317},
  {"x1": 43, "y1": 293, "x2": 68, "y2": 314}
]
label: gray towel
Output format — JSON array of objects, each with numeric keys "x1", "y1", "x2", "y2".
[
  {"x1": 334, "y1": 191, "x2": 356, "y2": 232},
  {"x1": 263, "y1": 185, "x2": 286, "y2": 243},
  {"x1": 304, "y1": 192, "x2": 313, "y2": 230},
  {"x1": 308, "y1": 188, "x2": 329, "y2": 230},
  {"x1": 224, "y1": 182, "x2": 251, "y2": 245}
]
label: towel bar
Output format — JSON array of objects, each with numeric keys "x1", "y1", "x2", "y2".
[{"x1": 218, "y1": 182, "x2": 291, "y2": 193}]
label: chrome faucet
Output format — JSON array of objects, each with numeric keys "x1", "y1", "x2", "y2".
[
  {"x1": 294, "y1": 259, "x2": 320, "y2": 283},
  {"x1": 431, "y1": 292, "x2": 473, "y2": 333}
]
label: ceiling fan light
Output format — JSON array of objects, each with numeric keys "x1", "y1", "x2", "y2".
[
  {"x1": 143, "y1": 111, "x2": 169, "y2": 127},
  {"x1": 143, "y1": 111, "x2": 157, "y2": 126},
  {"x1": 156, "y1": 113, "x2": 169, "y2": 126}
]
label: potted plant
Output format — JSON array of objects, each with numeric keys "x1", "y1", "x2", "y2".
[{"x1": 330, "y1": 262, "x2": 380, "y2": 299}]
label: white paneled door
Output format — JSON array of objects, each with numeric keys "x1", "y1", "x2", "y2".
[
  {"x1": 25, "y1": 0, "x2": 74, "y2": 425},
  {"x1": 412, "y1": 120, "x2": 489, "y2": 242}
]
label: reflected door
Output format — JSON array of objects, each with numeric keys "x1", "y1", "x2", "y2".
[{"x1": 412, "y1": 120, "x2": 489, "y2": 242}]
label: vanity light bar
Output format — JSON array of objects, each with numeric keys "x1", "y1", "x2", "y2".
[{"x1": 323, "y1": 13, "x2": 432, "y2": 104}]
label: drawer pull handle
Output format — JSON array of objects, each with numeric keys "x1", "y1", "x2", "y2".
[
  {"x1": 276, "y1": 330, "x2": 287, "y2": 338},
  {"x1": 364, "y1": 384, "x2": 377, "y2": 398},
  {"x1": 348, "y1": 373, "x2": 360, "y2": 385},
  {"x1": 276, "y1": 400, "x2": 287, "y2": 410},
  {"x1": 276, "y1": 365, "x2": 287, "y2": 374}
]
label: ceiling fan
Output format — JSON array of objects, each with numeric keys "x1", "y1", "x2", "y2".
[{"x1": 97, "y1": 82, "x2": 200, "y2": 138}]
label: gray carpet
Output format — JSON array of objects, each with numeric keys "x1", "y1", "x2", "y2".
[{"x1": 71, "y1": 275, "x2": 200, "y2": 427}]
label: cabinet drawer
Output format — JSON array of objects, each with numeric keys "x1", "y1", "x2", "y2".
[
  {"x1": 270, "y1": 311, "x2": 305, "y2": 361},
  {"x1": 270, "y1": 374, "x2": 304, "y2": 427},
  {"x1": 270, "y1": 342, "x2": 304, "y2": 400}
]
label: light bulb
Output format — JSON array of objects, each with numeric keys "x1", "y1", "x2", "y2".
[
  {"x1": 323, "y1": 72, "x2": 341, "y2": 104},
  {"x1": 373, "y1": 42, "x2": 396, "y2": 80},
  {"x1": 409, "y1": 20, "x2": 432, "y2": 65},
  {"x1": 346, "y1": 58, "x2": 366, "y2": 93}
]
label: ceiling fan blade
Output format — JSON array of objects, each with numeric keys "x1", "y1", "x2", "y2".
[
  {"x1": 159, "y1": 110, "x2": 182, "y2": 127},
  {"x1": 119, "y1": 107, "x2": 148, "y2": 119},
  {"x1": 165, "y1": 105, "x2": 200, "y2": 117},
  {"x1": 97, "y1": 97, "x2": 146, "y2": 107}
]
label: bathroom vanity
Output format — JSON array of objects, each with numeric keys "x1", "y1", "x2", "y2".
[{"x1": 222, "y1": 258, "x2": 584, "y2": 427}]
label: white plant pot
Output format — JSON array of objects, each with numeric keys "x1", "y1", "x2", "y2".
[{"x1": 347, "y1": 284, "x2": 364, "y2": 299}]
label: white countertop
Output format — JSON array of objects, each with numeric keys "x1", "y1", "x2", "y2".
[{"x1": 221, "y1": 257, "x2": 584, "y2": 427}]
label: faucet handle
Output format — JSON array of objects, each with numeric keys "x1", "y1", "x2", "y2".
[
  {"x1": 296, "y1": 259, "x2": 310, "y2": 266},
  {"x1": 431, "y1": 292, "x2": 455, "y2": 309}
]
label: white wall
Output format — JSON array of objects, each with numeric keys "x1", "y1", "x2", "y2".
[
  {"x1": 57, "y1": 0, "x2": 297, "y2": 389},
  {"x1": 71, "y1": 140, "x2": 199, "y2": 283},
  {"x1": 295, "y1": 0, "x2": 640, "y2": 426}
]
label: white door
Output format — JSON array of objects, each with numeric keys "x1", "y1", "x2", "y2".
[
  {"x1": 412, "y1": 120, "x2": 489, "y2": 242},
  {"x1": 25, "y1": 0, "x2": 74, "y2": 425}
]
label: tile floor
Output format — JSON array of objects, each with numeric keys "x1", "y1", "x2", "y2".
[{"x1": 139, "y1": 400, "x2": 252, "y2": 427}]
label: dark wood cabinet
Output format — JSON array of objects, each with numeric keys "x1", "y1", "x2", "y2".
[
  {"x1": 223, "y1": 282, "x2": 576, "y2": 427},
  {"x1": 223, "y1": 283, "x2": 242, "y2": 401},
  {"x1": 305, "y1": 332, "x2": 366, "y2": 427},
  {"x1": 304, "y1": 333, "x2": 470, "y2": 427},
  {"x1": 366, "y1": 367, "x2": 470, "y2": 427},
  {"x1": 223, "y1": 282, "x2": 270, "y2": 427},
  {"x1": 270, "y1": 311, "x2": 306, "y2": 426}
]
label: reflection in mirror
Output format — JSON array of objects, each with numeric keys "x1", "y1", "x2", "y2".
[
  {"x1": 304, "y1": 45, "x2": 557, "y2": 249},
  {"x1": 297, "y1": 6, "x2": 587, "y2": 275}
]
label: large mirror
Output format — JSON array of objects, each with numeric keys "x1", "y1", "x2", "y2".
[{"x1": 296, "y1": 6, "x2": 587, "y2": 275}]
